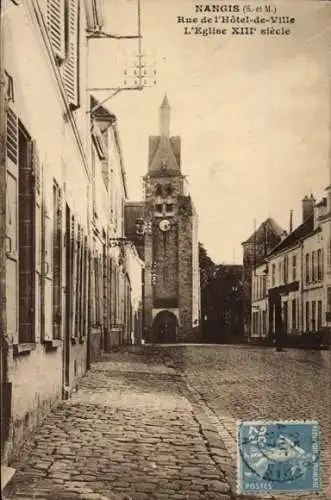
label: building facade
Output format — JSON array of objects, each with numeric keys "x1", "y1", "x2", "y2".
[
  {"x1": 251, "y1": 189, "x2": 331, "y2": 345},
  {"x1": 250, "y1": 262, "x2": 268, "y2": 338},
  {"x1": 242, "y1": 218, "x2": 285, "y2": 337},
  {"x1": 89, "y1": 97, "x2": 143, "y2": 357},
  {"x1": 1, "y1": 0, "x2": 143, "y2": 467}
]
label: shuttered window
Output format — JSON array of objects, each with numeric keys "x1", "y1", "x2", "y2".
[
  {"x1": 46, "y1": 0, "x2": 66, "y2": 61},
  {"x1": 81, "y1": 236, "x2": 88, "y2": 340},
  {"x1": 18, "y1": 125, "x2": 35, "y2": 344},
  {"x1": 31, "y1": 141, "x2": 42, "y2": 343},
  {"x1": 6, "y1": 109, "x2": 19, "y2": 345},
  {"x1": 53, "y1": 182, "x2": 63, "y2": 340},
  {"x1": 62, "y1": 0, "x2": 80, "y2": 109},
  {"x1": 6, "y1": 108, "x2": 18, "y2": 165},
  {"x1": 43, "y1": 197, "x2": 54, "y2": 341},
  {"x1": 5, "y1": 111, "x2": 44, "y2": 346},
  {"x1": 45, "y1": 0, "x2": 80, "y2": 108},
  {"x1": 70, "y1": 215, "x2": 78, "y2": 340}
]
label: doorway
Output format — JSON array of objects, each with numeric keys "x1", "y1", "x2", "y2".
[{"x1": 152, "y1": 311, "x2": 177, "y2": 343}]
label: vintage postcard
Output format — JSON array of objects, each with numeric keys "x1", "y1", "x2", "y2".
[{"x1": 1, "y1": 0, "x2": 330, "y2": 499}]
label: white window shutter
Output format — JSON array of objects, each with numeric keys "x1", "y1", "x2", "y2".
[
  {"x1": 62, "y1": 0, "x2": 80, "y2": 109},
  {"x1": 5, "y1": 109, "x2": 19, "y2": 345},
  {"x1": 6, "y1": 108, "x2": 18, "y2": 166},
  {"x1": 46, "y1": 0, "x2": 66, "y2": 61},
  {"x1": 31, "y1": 141, "x2": 42, "y2": 275},
  {"x1": 30, "y1": 141, "x2": 43, "y2": 342},
  {"x1": 43, "y1": 204, "x2": 54, "y2": 341},
  {"x1": 70, "y1": 216, "x2": 78, "y2": 339}
]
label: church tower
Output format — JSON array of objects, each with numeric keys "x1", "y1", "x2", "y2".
[{"x1": 143, "y1": 96, "x2": 201, "y2": 343}]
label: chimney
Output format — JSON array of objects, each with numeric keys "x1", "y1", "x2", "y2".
[
  {"x1": 327, "y1": 184, "x2": 331, "y2": 214},
  {"x1": 289, "y1": 209, "x2": 293, "y2": 233},
  {"x1": 327, "y1": 162, "x2": 331, "y2": 213},
  {"x1": 280, "y1": 230, "x2": 288, "y2": 241},
  {"x1": 302, "y1": 194, "x2": 315, "y2": 222}
]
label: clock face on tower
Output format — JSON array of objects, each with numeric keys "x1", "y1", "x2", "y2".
[{"x1": 159, "y1": 219, "x2": 171, "y2": 232}]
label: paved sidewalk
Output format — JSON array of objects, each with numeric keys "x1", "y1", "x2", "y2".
[{"x1": 6, "y1": 347, "x2": 233, "y2": 500}]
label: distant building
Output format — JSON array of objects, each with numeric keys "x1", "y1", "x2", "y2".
[
  {"x1": 125, "y1": 97, "x2": 201, "y2": 343},
  {"x1": 202, "y1": 264, "x2": 244, "y2": 343},
  {"x1": 89, "y1": 96, "x2": 144, "y2": 355},
  {"x1": 251, "y1": 189, "x2": 331, "y2": 345},
  {"x1": 242, "y1": 218, "x2": 285, "y2": 337}
]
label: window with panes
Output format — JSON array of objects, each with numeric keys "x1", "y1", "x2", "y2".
[
  {"x1": 317, "y1": 249, "x2": 323, "y2": 281},
  {"x1": 311, "y1": 301, "x2": 316, "y2": 331},
  {"x1": 292, "y1": 255, "x2": 297, "y2": 281},
  {"x1": 305, "y1": 302, "x2": 310, "y2": 332},
  {"x1": 305, "y1": 253, "x2": 310, "y2": 283}
]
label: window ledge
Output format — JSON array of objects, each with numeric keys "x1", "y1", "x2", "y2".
[
  {"x1": 13, "y1": 343, "x2": 36, "y2": 356},
  {"x1": 44, "y1": 339, "x2": 62, "y2": 351}
]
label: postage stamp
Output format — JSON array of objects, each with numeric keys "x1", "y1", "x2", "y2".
[{"x1": 237, "y1": 420, "x2": 321, "y2": 494}]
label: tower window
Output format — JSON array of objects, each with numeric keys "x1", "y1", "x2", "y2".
[
  {"x1": 155, "y1": 203, "x2": 163, "y2": 213},
  {"x1": 166, "y1": 203, "x2": 174, "y2": 213},
  {"x1": 165, "y1": 184, "x2": 173, "y2": 196}
]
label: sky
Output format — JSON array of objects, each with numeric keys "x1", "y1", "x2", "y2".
[{"x1": 88, "y1": 0, "x2": 331, "y2": 264}]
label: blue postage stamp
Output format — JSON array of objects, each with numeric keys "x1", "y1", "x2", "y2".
[{"x1": 237, "y1": 420, "x2": 321, "y2": 494}]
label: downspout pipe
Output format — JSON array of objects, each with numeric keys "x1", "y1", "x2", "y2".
[{"x1": 0, "y1": 0, "x2": 9, "y2": 463}]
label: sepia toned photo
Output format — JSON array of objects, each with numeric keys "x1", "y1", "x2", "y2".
[{"x1": 1, "y1": 0, "x2": 330, "y2": 499}]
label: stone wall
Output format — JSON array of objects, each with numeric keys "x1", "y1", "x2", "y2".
[{"x1": 178, "y1": 214, "x2": 194, "y2": 342}]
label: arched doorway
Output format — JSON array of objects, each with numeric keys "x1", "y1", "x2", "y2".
[{"x1": 152, "y1": 311, "x2": 178, "y2": 343}]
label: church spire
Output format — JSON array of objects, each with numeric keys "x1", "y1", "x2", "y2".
[{"x1": 159, "y1": 94, "x2": 170, "y2": 137}]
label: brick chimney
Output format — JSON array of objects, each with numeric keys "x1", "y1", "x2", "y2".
[
  {"x1": 302, "y1": 194, "x2": 315, "y2": 222},
  {"x1": 327, "y1": 184, "x2": 331, "y2": 214},
  {"x1": 289, "y1": 209, "x2": 293, "y2": 233}
]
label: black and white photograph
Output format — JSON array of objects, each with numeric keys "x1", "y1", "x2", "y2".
[{"x1": 0, "y1": 0, "x2": 330, "y2": 499}]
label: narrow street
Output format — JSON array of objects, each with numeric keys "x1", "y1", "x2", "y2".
[
  {"x1": 6, "y1": 347, "x2": 231, "y2": 500},
  {"x1": 160, "y1": 344, "x2": 331, "y2": 499},
  {"x1": 5, "y1": 344, "x2": 330, "y2": 500}
]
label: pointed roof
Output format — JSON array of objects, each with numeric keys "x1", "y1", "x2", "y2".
[
  {"x1": 148, "y1": 97, "x2": 181, "y2": 175},
  {"x1": 160, "y1": 94, "x2": 170, "y2": 109},
  {"x1": 149, "y1": 135, "x2": 180, "y2": 173},
  {"x1": 242, "y1": 218, "x2": 285, "y2": 245},
  {"x1": 268, "y1": 215, "x2": 314, "y2": 257}
]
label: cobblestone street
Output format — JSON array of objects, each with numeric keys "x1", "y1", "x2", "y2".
[
  {"x1": 6, "y1": 347, "x2": 232, "y2": 500},
  {"x1": 160, "y1": 344, "x2": 331, "y2": 500},
  {"x1": 5, "y1": 344, "x2": 331, "y2": 500}
]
